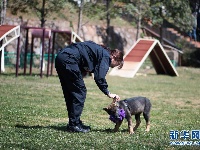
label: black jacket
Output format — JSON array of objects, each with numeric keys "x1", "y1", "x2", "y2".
[{"x1": 67, "y1": 41, "x2": 111, "y2": 95}]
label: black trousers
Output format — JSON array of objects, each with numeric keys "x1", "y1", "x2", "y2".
[{"x1": 55, "y1": 50, "x2": 87, "y2": 126}]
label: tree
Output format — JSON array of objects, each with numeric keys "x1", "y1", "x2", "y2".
[
  {"x1": 125, "y1": 0, "x2": 151, "y2": 40},
  {"x1": 77, "y1": 0, "x2": 84, "y2": 35},
  {"x1": 148, "y1": 0, "x2": 192, "y2": 44},
  {"x1": 149, "y1": 0, "x2": 192, "y2": 32},
  {"x1": 8, "y1": 0, "x2": 67, "y2": 27},
  {"x1": 73, "y1": 0, "x2": 89, "y2": 36},
  {"x1": 106, "y1": 0, "x2": 111, "y2": 45},
  {"x1": 0, "y1": 0, "x2": 7, "y2": 25},
  {"x1": 82, "y1": 1, "x2": 124, "y2": 46},
  {"x1": 68, "y1": 0, "x2": 91, "y2": 35}
]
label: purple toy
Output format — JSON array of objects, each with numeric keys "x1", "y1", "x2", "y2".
[{"x1": 109, "y1": 108, "x2": 125, "y2": 123}]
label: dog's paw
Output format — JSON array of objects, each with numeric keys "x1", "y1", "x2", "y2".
[
  {"x1": 129, "y1": 131, "x2": 135, "y2": 134},
  {"x1": 129, "y1": 129, "x2": 135, "y2": 134},
  {"x1": 145, "y1": 129, "x2": 150, "y2": 132}
]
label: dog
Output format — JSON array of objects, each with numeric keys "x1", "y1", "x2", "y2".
[{"x1": 103, "y1": 96, "x2": 152, "y2": 134}]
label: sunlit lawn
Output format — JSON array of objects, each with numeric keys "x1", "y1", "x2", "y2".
[{"x1": 0, "y1": 67, "x2": 200, "y2": 149}]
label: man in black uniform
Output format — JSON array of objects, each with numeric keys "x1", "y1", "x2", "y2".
[{"x1": 55, "y1": 41, "x2": 124, "y2": 133}]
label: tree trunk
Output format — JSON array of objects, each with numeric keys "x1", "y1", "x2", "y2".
[
  {"x1": 106, "y1": 0, "x2": 110, "y2": 46},
  {"x1": 0, "y1": 0, "x2": 7, "y2": 25},
  {"x1": 136, "y1": 6, "x2": 141, "y2": 41},
  {"x1": 160, "y1": 21, "x2": 163, "y2": 45},
  {"x1": 159, "y1": 7, "x2": 164, "y2": 45},
  {"x1": 77, "y1": 0, "x2": 83, "y2": 36},
  {"x1": 41, "y1": 0, "x2": 46, "y2": 27}
]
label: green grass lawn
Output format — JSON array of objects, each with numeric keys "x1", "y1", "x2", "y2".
[{"x1": 0, "y1": 67, "x2": 200, "y2": 150}]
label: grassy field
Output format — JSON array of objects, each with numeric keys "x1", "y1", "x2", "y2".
[{"x1": 0, "y1": 67, "x2": 200, "y2": 150}]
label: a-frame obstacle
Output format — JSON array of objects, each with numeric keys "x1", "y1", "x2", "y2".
[
  {"x1": 109, "y1": 38, "x2": 179, "y2": 78},
  {"x1": 0, "y1": 25, "x2": 20, "y2": 73}
]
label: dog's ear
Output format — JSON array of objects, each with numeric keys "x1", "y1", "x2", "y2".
[{"x1": 112, "y1": 98, "x2": 117, "y2": 103}]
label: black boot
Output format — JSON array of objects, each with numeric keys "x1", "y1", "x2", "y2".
[
  {"x1": 79, "y1": 120, "x2": 91, "y2": 130},
  {"x1": 66, "y1": 124, "x2": 90, "y2": 133}
]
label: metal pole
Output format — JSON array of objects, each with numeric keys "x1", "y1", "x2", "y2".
[
  {"x1": 0, "y1": 40, "x2": 2, "y2": 74},
  {"x1": 24, "y1": 28, "x2": 29, "y2": 75},
  {"x1": 30, "y1": 36, "x2": 34, "y2": 75},
  {"x1": 47, "y1": 35, "x2": 51, "y2": 77},
  {"x1": 16, "y1": 36, "x2": 20, "y2": 77},
  {"x1": 51, "y1": 32, "x2": 56, "y2": 75},
  {"x1": 40, "y1": 28, "x2": 45, "y2": 78}
]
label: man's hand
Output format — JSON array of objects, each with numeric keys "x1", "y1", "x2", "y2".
[{"x1": 107, "y1": 93, "x2": 120, "y2": 101}]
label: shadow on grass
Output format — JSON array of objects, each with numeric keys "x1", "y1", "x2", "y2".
[
  {"x1": 15, "y1": 124, "x2": 67, "y2": 131},
  {"x1": 15, "y1": 124, "x2": 127, "y2": 133},
  {"x1": 92, "y1": 128, "x2": 128, "y2": 133}
]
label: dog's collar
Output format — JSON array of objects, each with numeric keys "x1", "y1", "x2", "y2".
[
  {"x1": 115, "y1": 100, "x2": 130, "y2": 111},
  {"x1": 123, "y1": 100, "x2": 130, "y2": 111}
]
